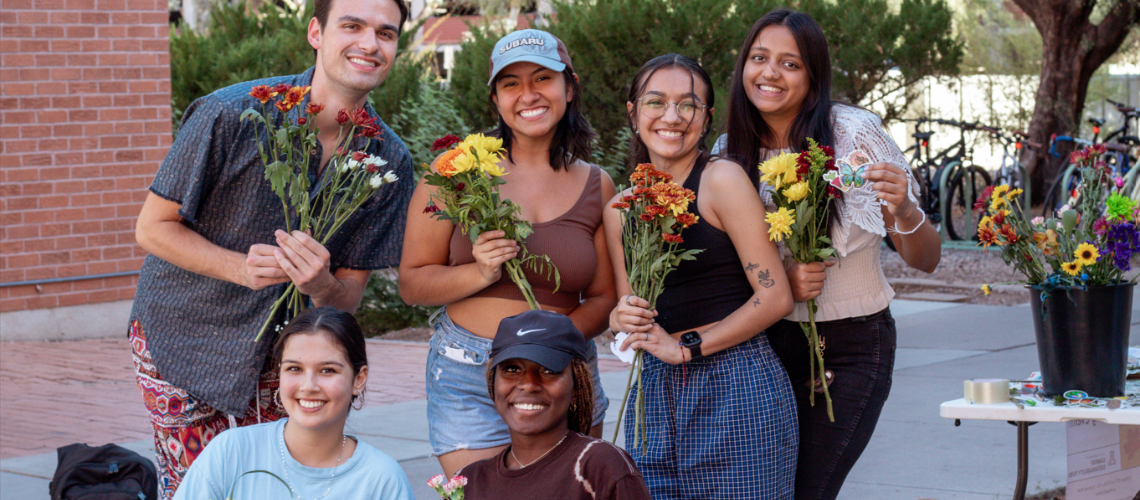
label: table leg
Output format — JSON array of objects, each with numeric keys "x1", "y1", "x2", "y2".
[{"x1": 1012, "y1": 421, "x2": 1030, "y2": 500}]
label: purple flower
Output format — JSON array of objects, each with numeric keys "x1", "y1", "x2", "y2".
[
  {"x1": 1107, "y1": 222, "x2": 1140, "y2": 271},
  {"x1": 1093, "y1": 216, "x2": 1109, "y2": 236}
]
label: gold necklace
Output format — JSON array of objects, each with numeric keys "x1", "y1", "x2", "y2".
[{"x1": 510, "y1": 434, "x2": 568, "y2": 469}]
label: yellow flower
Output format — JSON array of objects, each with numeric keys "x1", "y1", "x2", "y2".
[
  {"x1": 459, "y1": 134, "x2": 504, "y2": 155},
  {"x1": 450, "y1": 150, "x2": 478, "y2": 174},
  {"x1": 1006, "y1": 188, "x2": 1023, "y2": 202},
  {"x1": 991, "y1": 184, "x2": 1010, "y2": 200},
  {"x1": 480, "y1": 158, "x2": 507, "y2": 177},
  {"x1": 978, "y1": 216, "x2": 992, "y2": 230},
  {"x1": 758, "y1": 153, "x2": 799, "y2": 190},
  {"x1": 1062, "y1": 261, "x2": 1083, "y2": 276},
  {"x1": 782, "y1": 182, "x2": 811, "y2": 202},
  {"x1": 765, "y1": 207, "x2": 796, "y2": 242},
  {"x1": 981, "y1": 284, "x2": 991, "y2": 296},
  {"x1": 1073, "y1": 242, "x2": 1100, "y2": 266},
  {"x1": 990, "y1": 195, "x2": 1008, "y2": 211}
]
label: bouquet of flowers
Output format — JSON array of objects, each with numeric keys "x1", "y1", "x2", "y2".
[
  {"x1": 978, "y1": 144, "x2": 1140, "y2": 299},
  {"x1": 759, "y1": 138, "x2": 839, "y2": 421},
  {"x1": 427, "y1": 474, "x2": 466, "y2": 499},
  {"x1": 421, "y1": 134, "x2": 558, "y2": 310},
  {"x1": 242, "y1": 85, "x2": 400, "y2": 341},
  {"x1": 609, "y1": 163, "x2": 703, "y2": 447}
]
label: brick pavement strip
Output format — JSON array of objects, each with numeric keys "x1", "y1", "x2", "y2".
[{"x1": 0, "y1": 337, "x2": 629, "y2": 460}]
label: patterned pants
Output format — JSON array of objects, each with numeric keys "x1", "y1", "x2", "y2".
[{"x1": 129, "y1": 321, "x2": 285, "y2": 500}]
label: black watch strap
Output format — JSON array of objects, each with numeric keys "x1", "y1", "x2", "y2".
[
  {"x1": 680, "y1": 330, "x2": 703, "y2": 362},
  {"x1": 687, "y1": 343, "x2": 703, "y2": 362}
]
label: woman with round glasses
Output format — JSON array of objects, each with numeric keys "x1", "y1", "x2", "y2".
[
  {"x1": 606, "y1": 53, "x2": 797, "y2": 499},
  {"x1": 398, "y1": 29, "x2": 617, "y2": 479},
  {"x1": 716, "y1": 10, "x2": 941, "y2": 500}
]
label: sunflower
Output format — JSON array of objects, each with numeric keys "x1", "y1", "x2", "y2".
[
  {"x1": 1062, "y1": 261, "x2": 1083, "y2": 276},
  {"x1": 765, "y1": 207, "x2": 796, "y2": 242},
  {"x1": 981, "y1": 284, "x2": 992, "y2": 296},
  {"x1": 1073, "y1": 242, "x2": 1100, "y2": 266}
]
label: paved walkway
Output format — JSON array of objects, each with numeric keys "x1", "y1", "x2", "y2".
[{"x1": 0, "y1": 337, "x2": 624, "y2": 460}]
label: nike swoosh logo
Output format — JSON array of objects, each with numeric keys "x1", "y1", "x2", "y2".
[{"x1": 516, "y1": 328, "x2": 545, "y2": 336}]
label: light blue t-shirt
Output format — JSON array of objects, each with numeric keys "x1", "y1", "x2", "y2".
[{"x1": 172, "y1": 419, "x2": 414, "y2": 500}]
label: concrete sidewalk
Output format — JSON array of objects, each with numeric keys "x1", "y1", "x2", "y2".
[{"x1": 2, "y1": 299, "x2": 1138, "y2": 499}]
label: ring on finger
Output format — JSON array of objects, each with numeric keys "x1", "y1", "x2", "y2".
[
  {"x1": 645, "y1": 332, "x2": 649, "y2": 342},
  {"x1": 625, "y1": 295, "x2": 634, "y2": 306}
]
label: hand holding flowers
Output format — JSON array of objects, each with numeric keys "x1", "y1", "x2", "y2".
[
  {"x1": 759, "y1": 138, "x2": 838, "y2": 421},
  {"x1": 421, "y1": 134, "x2": 559, "y2": 310},
  {"x1": 242, "y1": 85, "x2": 401, "y2": 341}
]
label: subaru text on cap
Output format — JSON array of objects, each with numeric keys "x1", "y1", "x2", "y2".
[{"x1": 487, "y1": 29, "x2": 571, "y2": 85}]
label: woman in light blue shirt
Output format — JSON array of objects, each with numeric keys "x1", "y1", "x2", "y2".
[{"x1": 172, "y1": 308, "x2": 414, "y2": 500}]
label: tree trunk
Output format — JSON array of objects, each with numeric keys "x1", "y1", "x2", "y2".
[{"x1": 1010, "y1": 0, "x2": 1139, "y2": 205}]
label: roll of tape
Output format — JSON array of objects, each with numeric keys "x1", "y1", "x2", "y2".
[{"x1": 964, "y1": 379, "x2": 1010, "y2": 404}]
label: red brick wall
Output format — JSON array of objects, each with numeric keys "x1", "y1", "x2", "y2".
[{"x1": 0, "y1": 0, "x2": 172, "y2": 312}]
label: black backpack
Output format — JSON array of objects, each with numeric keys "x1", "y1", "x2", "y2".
[{"x1": 49, "y1": 443, "x2": 158, "y2": 500}]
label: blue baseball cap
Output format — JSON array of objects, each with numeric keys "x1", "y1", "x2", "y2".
[{"x1": 487, "y1": 29, "x2": 574, "y2": 85}]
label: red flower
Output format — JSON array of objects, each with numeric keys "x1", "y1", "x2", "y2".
[
  {"x1": 991, "y1": 210, "x2": 1006, "y2": 226},
  {"x1": 973, "y1": 185, "x2": 994, "y2": 212},
  {"x1": 675, "y1": 213, "x2": 698, "y2": 227},
  {"x1": 997, "y1": 223, "x2": 1019, "y2": 244},
  {"x1": 827, "y1": 185, "x2": 842, "y2": 199},
  {"x1": 273, "y1": 83, "x2": 291, "y2": 95},
  {"x1": 346, "y1": 108, "x2": 381, "y2": 138},
  {"x1": 644, "y1": 205, "x2": 667, "y2": 217},
  {"x1": 249, "y1": 85, "x2": 274, "y2": 103},
  {"x1": 423, "y1": 203, "x2": 441, "y2": 214},
  {"x1": 821, "y1": 145, "x2": 835, "y2": 157},
  {"x1": 611, "y1": 202, "x2": 631, "y2": 209},
  {"x1": 366, "y1": 163, "x2": 380, "y2": 174},
  {"x1": 431, "y1": 134, "x2": 462, "y2": 151},
  {"x1": 795, "y1": 155, "x2": 810, "y2": 175},
  {"x1": 825, "y1": 159, "x2": 836, "y2": 171},
  {"x1": 352, "y1": 151, "x2": 369, "y2": 162},
  {"x1": 455, "y1": 182, "x2": 465, "y2": 191},
  {"x1": 297, "y1": 117, "x2": 306, "y2": 125},
  {"x1": 336, "y1": 109, "x2": 350, "y2": 125},
  {"x1": 639, "y1": 214, "x2": 654, "y2": 221},
  {"x1": 305, "y1": 103, "x2": 324, "y2": 115},
  {"x1": 662, "y1": 233, "x2": 684, "y2": 244}
]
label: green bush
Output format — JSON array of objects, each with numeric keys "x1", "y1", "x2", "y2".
[
  {"x1": 356, "y1": 272, "x2": 434, "y2": 336},
  {"x1": 390, "y1": 78, "x2": 472, "y2": 177}
]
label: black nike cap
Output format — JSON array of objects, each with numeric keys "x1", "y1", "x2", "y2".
[{"x1": 490, "y1": 310, "x2": 588, "y2": 372}]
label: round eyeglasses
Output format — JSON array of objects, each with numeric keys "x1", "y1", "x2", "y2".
[{"x1": 637, "y1": 96, "x2": 708, "y2": 121}]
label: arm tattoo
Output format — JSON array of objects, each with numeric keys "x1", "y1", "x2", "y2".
[
  {"x1": 757, "y1": 269, "x2": 775, "y2": 288},
  {"x1": 744, "y1": 262, "x2": 760, "y2": 273},
  {"x1": 752, "y1": 298, "x2": 761, "y2": 308}
]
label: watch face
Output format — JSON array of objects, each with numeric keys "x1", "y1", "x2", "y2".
[{"x1": 681, "y1": 331, "x2": 701, "y2": 346}]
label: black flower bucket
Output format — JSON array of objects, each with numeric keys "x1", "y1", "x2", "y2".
[{"x1": 1029, "y1": 283, "x2": 1135, "y2": 397}]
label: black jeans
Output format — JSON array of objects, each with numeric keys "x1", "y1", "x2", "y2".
[{"x1": 767, "y1": 308, "x2": 897, "y2": 500}]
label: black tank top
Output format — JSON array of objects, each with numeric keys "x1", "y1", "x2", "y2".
[{"x1": 654, "y1": 156, "x2": 755, "y2": 333}]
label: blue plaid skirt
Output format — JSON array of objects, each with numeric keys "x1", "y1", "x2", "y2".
[{"x1": 624, "y1": 334, "x2": 798, "y2": 499}]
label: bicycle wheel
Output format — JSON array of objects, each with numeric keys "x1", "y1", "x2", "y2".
[{"x1": 946, "y1": 166, "x2": 992, "y2": 241}]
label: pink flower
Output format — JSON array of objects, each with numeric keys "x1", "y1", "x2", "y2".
[
  {"x1": 427, "y1": 474, "x2": 446, "y2": 489},
  {"x1": 1116, "y1": 177, "x2": 1126, "y2": 189},
  {"x1": 1093, "y1": 216, "x2": 1109, "y2": 236},
  {"x1": 1030, "y1": 216, "x2": 1044, "y2": 227},
  {"x1": 452, "y1": 476, "x2": 468, "y2": 488}
]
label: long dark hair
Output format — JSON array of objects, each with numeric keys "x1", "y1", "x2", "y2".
[
  {"x1": 486, "y1": 358, "x2": 594, "y2": 435},
  {"x1": 273, "y1": 307, "x2": 369, "y2": 408},
  {"x1": 724, "y1": 9, "x2": 835, "y2": 188},
  {"x1": 490, "y1": 67, "x2": 596, "y2": 171},
  {"x1": 626, "y1": 54, "x2": 715, "y2": 169}
]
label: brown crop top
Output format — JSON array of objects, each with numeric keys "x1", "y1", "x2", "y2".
[{"x1": 447, "y1": 165, "x2": 603, "y2": 309}]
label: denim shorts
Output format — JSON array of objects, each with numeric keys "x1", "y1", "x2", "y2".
[{"x1": 425, "y1": 307, "x2": 609, "y2": 456}]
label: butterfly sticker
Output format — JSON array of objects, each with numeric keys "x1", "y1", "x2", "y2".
[{"x1": 823, "y1": 149, "x2": 873, "y2": 192}]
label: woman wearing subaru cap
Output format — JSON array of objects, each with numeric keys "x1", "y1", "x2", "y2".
[
  {"x1": 399, "y1": 28, "x2": 617, "y2": 478},
  {"x1": 454, "y1": 310, "x2": 651, "y2": 499}
]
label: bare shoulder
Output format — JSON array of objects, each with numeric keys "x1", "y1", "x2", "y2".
[{"x1": 702, "y1": 157, "x2": 754, "y2": 193}]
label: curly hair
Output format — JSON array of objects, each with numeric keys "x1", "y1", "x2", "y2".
[{"x1": 487, "y1": 358, "x2": 594, "y2": 435}]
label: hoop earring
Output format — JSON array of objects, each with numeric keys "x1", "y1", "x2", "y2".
[
  {"x1": 274, "y1": 389, "x2": 283, "y2": 409},
  {"x1": 352, "y1": 390, "x2": 365, "y2": 411}
]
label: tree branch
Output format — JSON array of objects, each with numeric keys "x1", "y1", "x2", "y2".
[{"x1": 1087, "y1": 0, "x2": 1140, "y2": 67}]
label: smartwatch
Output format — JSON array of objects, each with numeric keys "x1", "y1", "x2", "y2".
[{"x1": 679, "y1": 330, "x2": 703, "y2": 362}]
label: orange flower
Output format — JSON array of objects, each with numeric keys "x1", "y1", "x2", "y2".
[
  {"x1": 644, "y1": 205, "x2": 667, "y2": 217},
  {"x1": 276, "y1": 86, "x2": 310, "y2": 112},
  {"x1": 611, "y1": 202, "x2": 631, "y2": 209},
  {"x1": 305, "y1": 102, "x2": 324, "y2": 115},
  {"x1": 647, "y1": 183, "x2": 695, "y2": 216},
  {"x1": 662, "y1": 233, "x2": 683, "y2": 244},
  {"x1": 436, "y1": 148, "x2": 465, "y2": 178},
  {"x1": 675, "y1": 213, "x2": 699, "y2": 227},
  {"x1": 249, "y1": 85, "x2": 274, "y2": 103},
  {"x1": 997, "y1": 223, "x2": 1019, "y2": 244},
  {"x1": 978, "y1": 224, "x2": 999, "y2": 249},
  {"x1": 639, "y1": 213, "x2": 654, "y2": 221}
]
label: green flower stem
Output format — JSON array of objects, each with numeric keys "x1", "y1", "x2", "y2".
[
  {"x1": 503, "y1": 259, "x2": 541, "y2": 310},
  {"x1": 803, "y1": 299, "x2": 834, "y2": 422},
  {"x1": 254, "y1": 284, "x2": 293, "y2": 342},
  {"x1": 612, "y1": 350, "x2": 639, "y2": 443}
]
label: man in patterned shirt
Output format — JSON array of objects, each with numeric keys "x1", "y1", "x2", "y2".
[{"x1": 129, "y1": 0, "x2": 411, "y2": 496}]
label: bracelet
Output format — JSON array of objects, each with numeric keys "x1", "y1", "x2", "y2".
[{"x1": 891, "y1": 209, "x2": 926, "y2": 235}]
